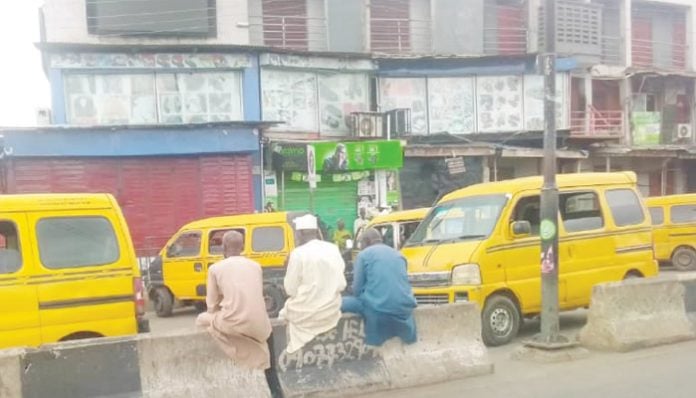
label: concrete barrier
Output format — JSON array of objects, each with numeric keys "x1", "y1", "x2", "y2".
[
  {"x1": 138, "y1": 331, "x2": 270, "y2": 398},
  {"x1": 0, "y1": 349, "x2": 23, "y2": 398},
  {"x1": 0, "y1": 331, "x2": 270, "y2": 398},
  {"x1": 580, "y1": 278, "x2": 696, "y2": 352},
  {"x1": 272, "y1": 302, "x2": 493, "y2": 397}
]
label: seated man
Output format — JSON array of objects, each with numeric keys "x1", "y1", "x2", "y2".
[
  {"x1": 279, "y1": 214, "x2": 346, "y2": 353},
  {"x1": 196, "y1": 230, "x2": 272, "y2": 370},
  {"x1": 341, "y1": 228, "x2": 418, "y2": 346}
]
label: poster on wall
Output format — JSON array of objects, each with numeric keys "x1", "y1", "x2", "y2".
[
  {"x1": 313, "y1": 140, "x2": 403, "y2": 172},
  {"x1": 632, "y1": 112, "x2": 662, "y2": 145},
  {"x1": 523, "y1": 74, "x2": 569, "y2": 131},
  {"x1": 261, "y1": 70, "x2": 318, "y2": 131},
  {"x1": 318, "y1": 73, "x2": 369, "y2": 134},
  {"x1": 476, "y1": 76, "x2": 523, "y2": 133},
  {"x1": 428, "y1": 77, "x2": 476, "y2": 134},
  {"x1": 379, "y1": 78, "x2": 428, "y2": 134}
]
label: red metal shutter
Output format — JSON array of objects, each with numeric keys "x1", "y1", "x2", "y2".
[
  {"x1": 496, "y1": 2, "x2": 526, "y2": 55},
  {"x1": 631, "y1": 13, "x2": 652, "y2": 68},
  {"x1": 262, "y1": 0, "x2": 308, "y2": 50},
  {"x1": 10, "y1": 155, "x2": 255, "y2": 257},
  {"x1": 672, "y1": 19, "x2": 686, "y2": 70}
]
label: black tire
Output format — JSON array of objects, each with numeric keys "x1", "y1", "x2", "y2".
[
  {"x1": 193, "y1": 301, "x2": 207, "y2": 313},
  {"x1": 264, "y1": 284, "x2": 286, "y2": 318},
  {"x1": 672, "y1": 247, "x2": 696, "y2": 271},
  {"x1": 153, "y1": 287, "x2": 174, "y2": 318},
  {"x1": 481, "y1": 294, "x2": 521, "y2": 347}
]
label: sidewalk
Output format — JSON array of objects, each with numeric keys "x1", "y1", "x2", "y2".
[{"x1": 361, "y1": 338, "x2": 696, "y2": 398}]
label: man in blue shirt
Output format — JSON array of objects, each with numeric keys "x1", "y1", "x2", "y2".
[{"x1": 341, "y1": 228, "x2": 418, "y2": 346}]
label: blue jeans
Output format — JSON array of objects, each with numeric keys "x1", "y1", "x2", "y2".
[{"x1": 340, "y1": 296, "x2": 417, "y2": 346}]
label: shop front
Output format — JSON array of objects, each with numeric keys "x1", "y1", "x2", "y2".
[{"x1": 266, "y1": 140, "x2": 403, "y2": 238}]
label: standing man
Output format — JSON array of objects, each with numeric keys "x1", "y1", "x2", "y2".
[
  {"x1": 195, "y1": 231, "x2": 272, "y2": 369},
  {"x1": 341, "y1": 228, "x2": 417, "y2": 346},
  {"x1": 332, "y1": 219, "x2": 352, "y2": 252},
  {"x1": 353, "y1": 208, "x2": 369, "y2": 236},
  {"x1": 279, "y1": 214, "x2": 346, "y2": 353}
]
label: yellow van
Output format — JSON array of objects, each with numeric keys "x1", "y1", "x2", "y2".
[
  {"x1": 358, "y1": 208, "x2": 429, "y2": 250},
  {"x1": 645, "y1": 194, "x2": 696, "y2": 271},
  {"x1": 402, "y1": 172, "x2": 657, "y2": 346},
  {"x1": 148, "y1": 211, "x2": 310, "y2": 318},
  {"x1": 0, "y1": 193, "x2": 148, "y2": 350}
]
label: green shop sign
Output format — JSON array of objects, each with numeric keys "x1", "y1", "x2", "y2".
[
  {"x1": 313, "y1": 140, "x2": 403, "y2": 172},
  {"x1": 632, "y1": 112, "x2": 661, "y2": 146}
]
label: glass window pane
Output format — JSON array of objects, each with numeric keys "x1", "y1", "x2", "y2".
[
  {"x1": 511, "y1": 196, "x2": 541, "y2": 236},
  {"x1": 427, "y1": 77, "x2": 475, "y2": 134},
  {"x1": 649, "y1": 207, "x2": 664, "y2": 225},
  {"x1": 560, "y1": 192, "x2": 604, "y2": 232},
  {"x1": 262, "y1": 70, "x2": 319, "y2": 131},
  {"x1": 605, "y1": 189, "x2": 645, "y2": 227},
  {"x1": 168, "y1": 231, "x2": 201, "y2": 258},
  {"x1": 378, "y1": 78, "x2": 428, "y2": 134},
  {"x1": 0, "y1": 221, "x2": 22, "y2": 274},
  {"x1": 252, "y1": 227, "x2": 285, "y2": 252},
  {"x1": 208, "y1": 229, "x2": 245, "y2": 255},
  {"x1": 670, "y1": 205, "x2": 696, "y2": 224},
  {"x1": 37, "y1": 217, "x2": 120, "y2": 269},
  {"x1": 318, "y1": 73, "x2": 369, "y2": 134}
]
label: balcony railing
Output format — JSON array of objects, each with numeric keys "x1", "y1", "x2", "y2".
[
  {"x1": 370, "y1": 18, "x2": 431, "y2": 54},
  {"x1": 248, "y1": 15, "x2": 328, "y2": 51},
  {"x1": 632, "y1": 38, "x2": 687, "y2": 70},
  {"x1": 570, "y1": 107, "x2": 625, "y2": 139},
  {"x1": 483, "y1": 27, "x2": 527, "y2": 55}
]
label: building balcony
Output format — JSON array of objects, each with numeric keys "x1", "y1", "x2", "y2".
[
  {"x1": 632, "y1": 38, "x2": 687, "y2": 71},
  {"x1": 570, "y1": 108, "x2": 625, "y2": 139},
  {"x1": 248, "y1": 14, "x2": 328, "y2": 51},
  {"x1": 370, "y1": 17, "x2": 432, "y2": 55}
]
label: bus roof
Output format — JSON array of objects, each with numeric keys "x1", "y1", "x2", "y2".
[
  {"x1": 645, "y1": 193, "x2": 696, "y2": 206},
  {"x1": 181, "y1": 211, "x2": 308, "y2": 230},
  {"x1": 440, "y1": 172, "x2": 638, "y2": 203},
  {"x1": 369, "y1": 208, "x2": 430, "y2": 225},
  {"x1": 0, "y1": 193, "x2": 116, "y2": 213}
]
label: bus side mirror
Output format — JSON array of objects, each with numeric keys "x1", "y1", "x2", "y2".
[{"x1": 511, "y1": 221, "x2": 531, "y2": 238}]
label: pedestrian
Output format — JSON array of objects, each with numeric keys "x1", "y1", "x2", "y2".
[
  {"x1": 195, "y1": 231, "x2": 273, "y2": 369},
  {"x1": 333, "y1": 219, "x2": 352, "y2": 251},
  {"x1": 264, "y1": 201, "x2": 276, "y2": 213},
  {"x1": 353, "y1": 208, "x2": 369, "y2": 236},
  {"x1": 341, "y1": 228, "x2": 418, "y2": 346},
  {"x1": 279, "y1": 214, "x2": 346, "y2": 353}
]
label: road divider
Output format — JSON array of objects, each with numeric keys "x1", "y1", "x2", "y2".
[
  {"x1": 580, "y1": 277, "x2": 696, "y2": 352},
  {"x1": 271, "y1": 302, "x2": 493, "y2": 397}
]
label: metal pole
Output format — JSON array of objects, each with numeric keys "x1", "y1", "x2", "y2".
[{"x1": 538, "y1": 0, "x2": 561, "y2": 344}]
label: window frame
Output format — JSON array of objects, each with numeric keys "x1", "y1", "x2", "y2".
[
  {"x1": 0, "y1": 220, "x2": 23, "y2": 275},
  {"x1": 251, "y1": 226, "x2": 286, "y2": 253},
  {"x1": 207, "y1": 228, "x2": 246, "y2": 255},
  {"x1": 86, "y1": 0, "x2": 218, "y2": 38},
  {"x1": 559, "y1": 190, "x2": 605, "y2": 233},
  {"x1": 604, "y1": 188, "x2": 646, "y2": 227},
  {"x1": 167, "y1": 230, "x2": 203, "y2": 259},
  {"x1": 36, "y1": 216, "x2": 121, "y2": 270},
  {"x1": 510, "y1": 194, "x2": 542, "y2": 238},
  {"x1": 669, "y1": 204, "x2": 696, "y2": 225}
]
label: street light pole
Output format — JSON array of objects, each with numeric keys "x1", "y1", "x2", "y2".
[{"x1": 538, "y1": 0, "x2": 561, "y2": 344}]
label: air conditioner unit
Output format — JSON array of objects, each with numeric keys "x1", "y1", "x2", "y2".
[
  {"x1": 384, "y1": 108, "x2": 411, "y2": 138},
  {"x1": 349, "y1": 112, "x2": 384, "y2": 138},
  {"x1": 675, "y1": 124, "x2": 693, "y2": 142}
]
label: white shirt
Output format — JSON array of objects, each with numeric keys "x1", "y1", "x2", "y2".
[
  {"x1": 354, "y1": 218, "x2": 369, "y2": 235},
  {"x1": 279, "y1": 239, "x2": 346, "y2": 353}
]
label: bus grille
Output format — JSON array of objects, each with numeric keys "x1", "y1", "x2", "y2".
[{"x1": 415, "y1": 294, "x2": 449, "y2": 305}]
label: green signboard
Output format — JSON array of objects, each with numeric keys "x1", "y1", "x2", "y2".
[
  {"x1": 313, "y1": 140, "x2": 403, "y2": 172},
  {"x1": 632, "y1": 112, "x2": 661, "y2": 146}
]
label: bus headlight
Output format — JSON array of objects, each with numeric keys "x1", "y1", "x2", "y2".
[{"x1": 451, "y1": 264, "x2": 481, "y2": 285}]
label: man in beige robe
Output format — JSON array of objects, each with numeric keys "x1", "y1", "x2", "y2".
[
  {"x1": 279, "y1": 214, "x2": 347, "y2": 353},
  {"x1": 196, "y1": 230, "x2": 272, "y2": 370}
]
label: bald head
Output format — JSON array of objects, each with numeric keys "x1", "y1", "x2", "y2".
[
  {"x1": 222, "y1": 230, "x2": 244, "y2": 258},
  {"x1": 360, "y1": 228, "x2": 382, "y2": 249}
]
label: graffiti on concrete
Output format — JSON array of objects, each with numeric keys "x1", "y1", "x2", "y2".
[{"x1": 278, "y1": 317, "x2": 378, "y2": 371}]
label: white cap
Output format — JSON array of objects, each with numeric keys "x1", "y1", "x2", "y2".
[{"x1": 294, "y1": 214, "x2": 318, "y2": 230}]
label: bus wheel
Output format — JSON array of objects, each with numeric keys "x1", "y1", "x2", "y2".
[
  {"x1": 482, "y1": 294, "x2": 520, "y2": 347},
  {"x1": 153, "y1": 287, "x2": 174, "y2": 318},
  {"x1": 672, "y1": 247, "x2": 696, "y2": 272}
]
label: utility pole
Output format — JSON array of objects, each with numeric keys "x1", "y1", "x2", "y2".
[{"x1": 537, "y1": 0, "x2": 562, "y2": 345}]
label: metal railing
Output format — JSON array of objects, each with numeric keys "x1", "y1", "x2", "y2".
[
  {"x1": 632, "y1": 38, "x2": 688, "y2": 70},
  {"x1": 483, "y1": 27, "x2": 527, "y2": 55},
  {"x1": 370, "y1": 17, "x2": 431, "y2": 54},
  {"x1": 570, "y1": 107, "x2": 625, "y2": 138},
  {"x1": 248, "y1": 15, "x2": 328, "y2": 51}
]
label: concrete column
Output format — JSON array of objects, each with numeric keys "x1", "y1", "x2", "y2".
[
  {"x1": 49, "y1": 68, "x2": 66, "y2": 124},
  {"x1": 622, "y1": 0, "x2": 632, "y2": 67},
  {"x1": 527, "y1": 0, "x2": 542, "y2": 54},
  {"x1": 620, "y1": 76, "x2": 632, "y2": 145},
  {"x1": 243, "y1": 55, "x2": 264, "y2": 211},
  {"x1": 584, "y1": 76, "x2": 593, "y2": 132}
]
